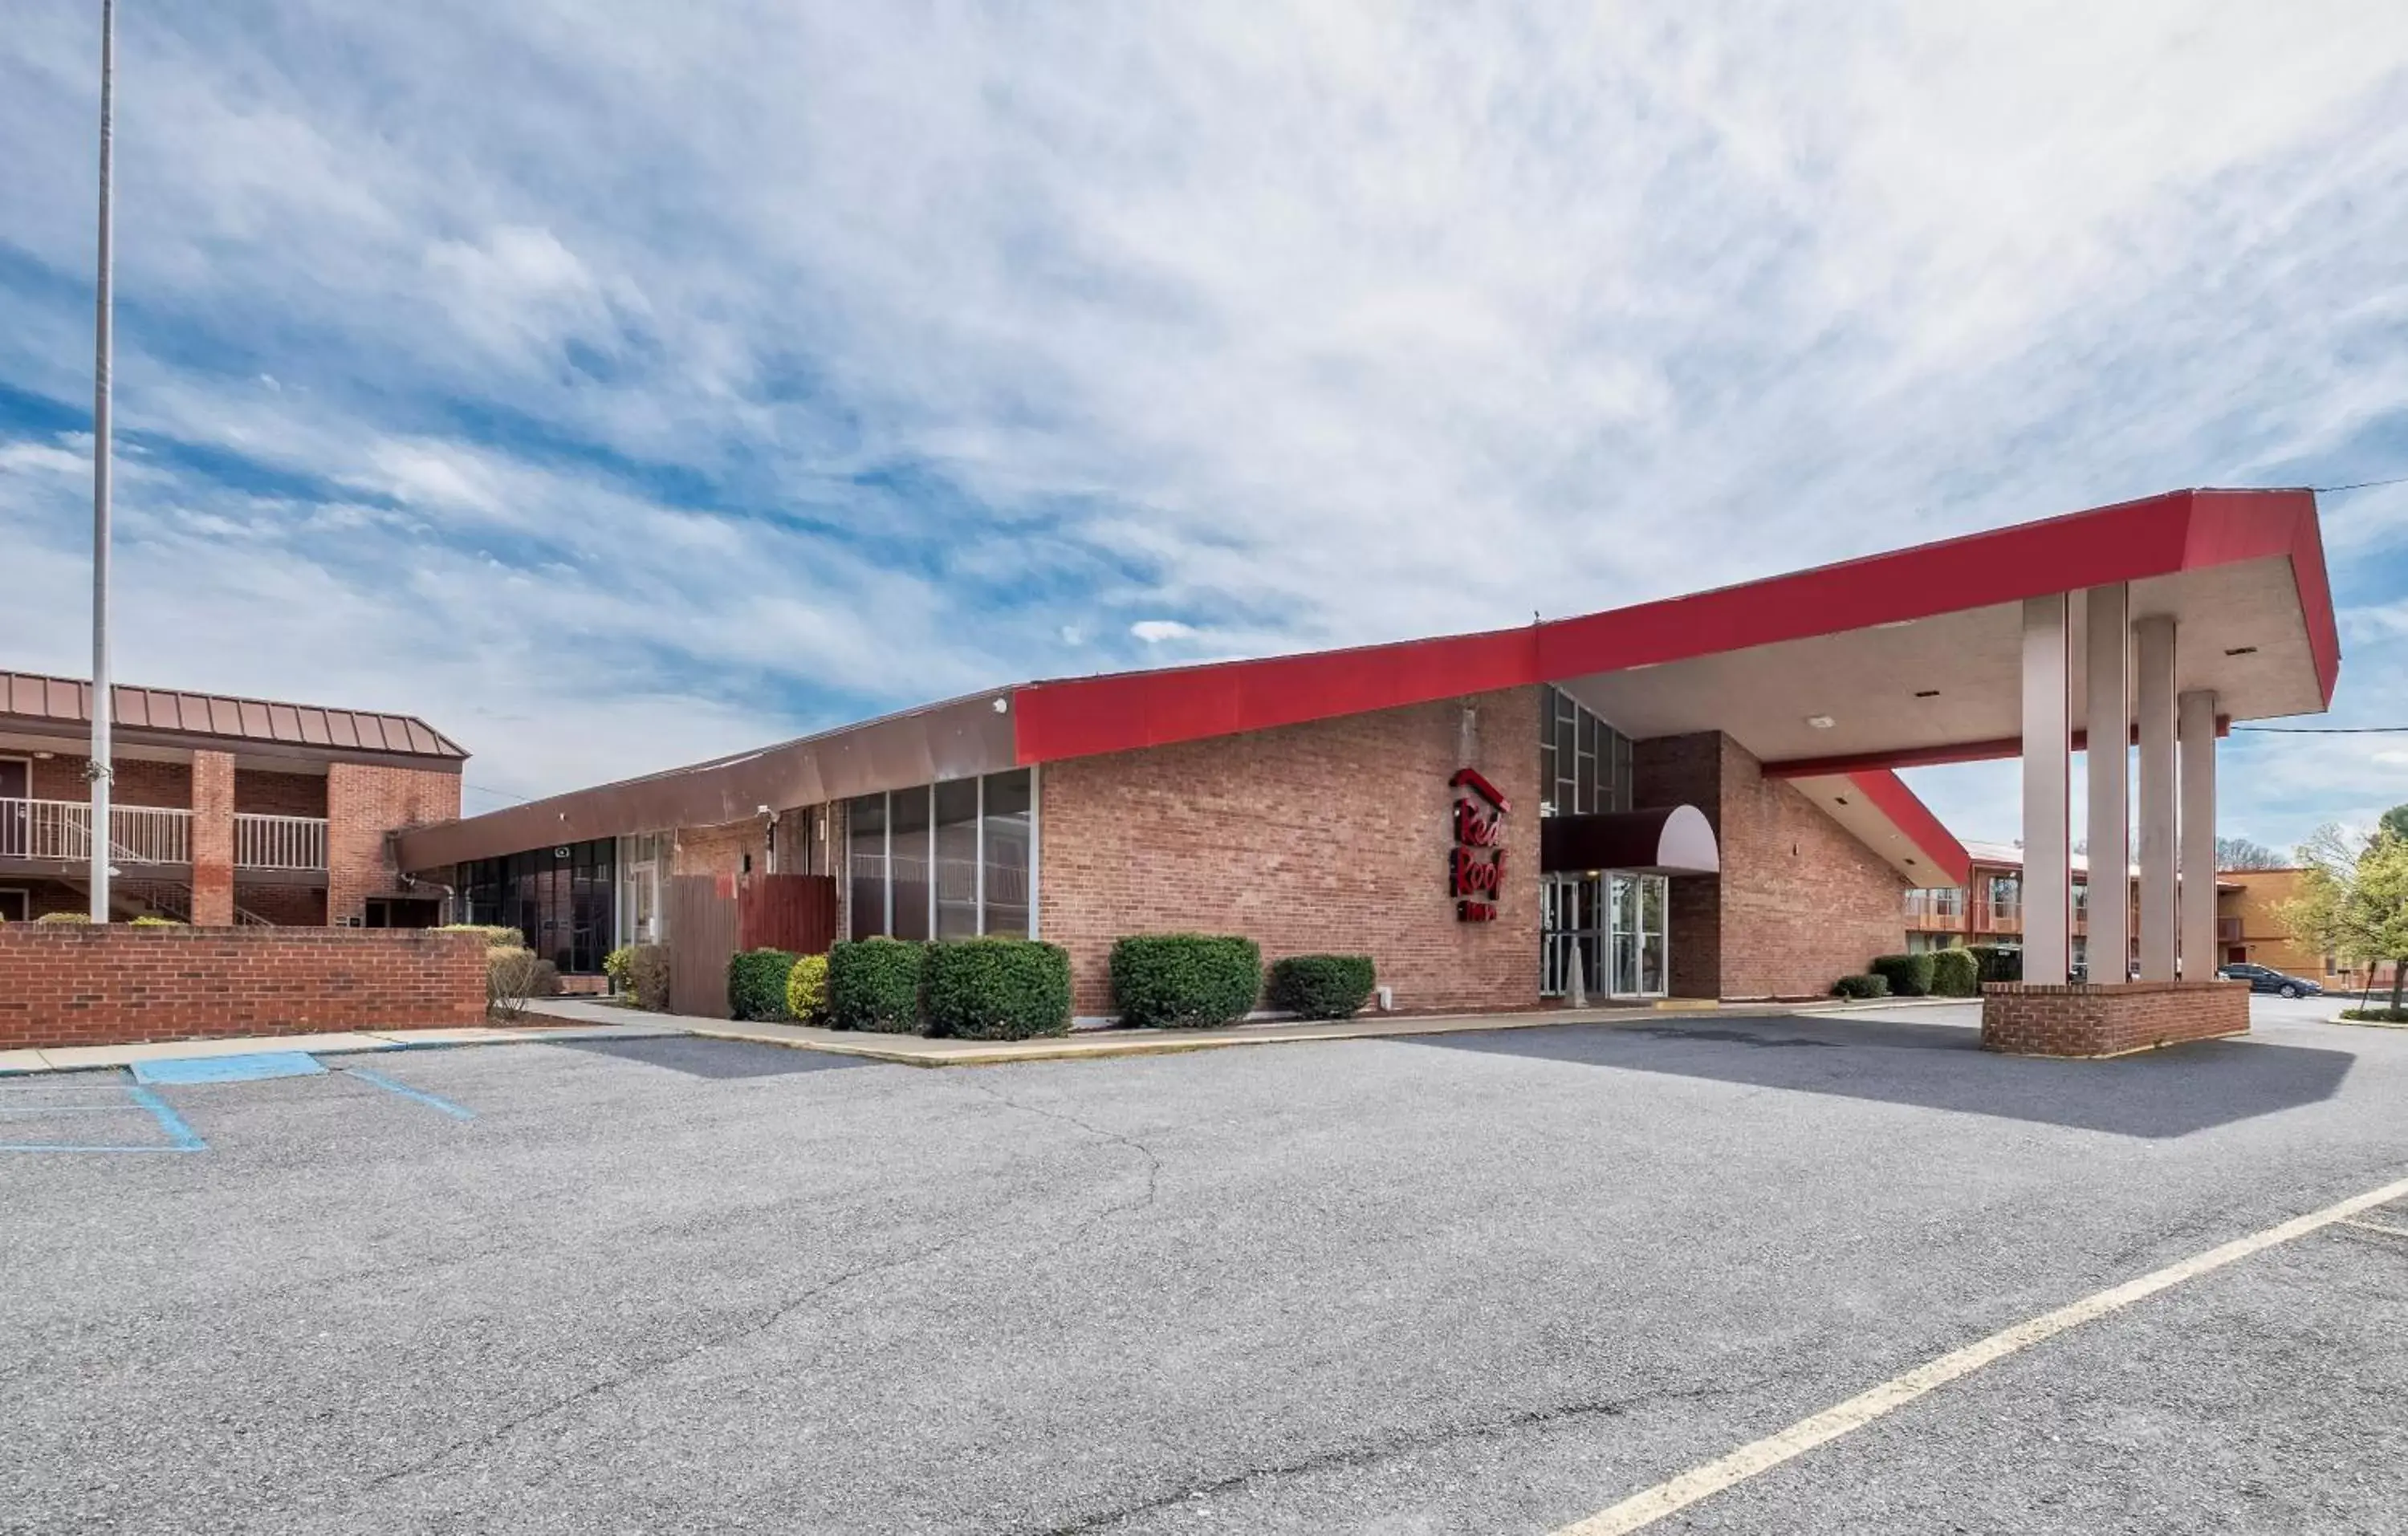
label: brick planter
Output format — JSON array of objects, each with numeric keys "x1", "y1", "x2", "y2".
[
  {"x1": 0, "y1": 926, "x2": 487, "y2": 1050},
  {"x1": 1980, "y1": 979, "x2": 2251, "y2": 1058}
]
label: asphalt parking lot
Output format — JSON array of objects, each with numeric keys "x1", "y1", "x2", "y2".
[{"x1": 6, "y1": 998, "x2": 2406, "y2": 1535}]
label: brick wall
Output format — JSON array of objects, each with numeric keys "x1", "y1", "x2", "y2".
[
  {"x1": 0, "y1": 926, "x2": 486, "y2": 1050},
  {"x1": 1039, "y1": 688, "x2": 1542, "y2": 1016},
  {"x1": 1981, "y1": 980, "x2": 2250, "y2": 1057},
  {"x1": 24, "y1": 754, "x2": 191, "y2": 807},
  {"x1": 234, "y1": 883, "x2": 329, "y2": 927},
  {"x1": 234, "y1": 770, "x2": 328, "y2": 817},
  {"x1": 1637, "y1": 731, "x2": 1909, "y2": 1000},
  {"x1": 675, "y1": 819, "x2": 763, "y2": 879},
  {"x1": 189, "y1": 750, "x2": 236, "y2": 927},
  {"x1": 326, "y1": 764, "x2": 463, "y2": 926}
]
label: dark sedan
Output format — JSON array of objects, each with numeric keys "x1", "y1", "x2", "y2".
[{"x1": 2218, "y1": 961, "x2": 2323, "y2": 998}]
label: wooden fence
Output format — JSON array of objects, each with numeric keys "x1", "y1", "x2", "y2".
[{"x1": 666, "y1": 872, "x2": 839, "y2": 1018}]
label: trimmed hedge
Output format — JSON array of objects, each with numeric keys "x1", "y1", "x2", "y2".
[
  {"x1": 924, "y1": 938, "x2": 1072, "y2": 1040},
  {"x1": 2341, "y1": 1006, "x2": 2408, "y2": 1023},
  {"x1": 130, "y1": 915, "x2": 186, "y2": 927},
  {"x1": 1869, "y1": 952, "x2": 1935, "y2": 998},
  {"x1": 441, "y1": 924, "x2": 525, "y2": 949},
  {"x1": 728, "y1": 949, "x2": 800, "y2": 1022},
  {"x1": 1111, "y1": 934, "x2": 1262, "y2": 1029},
  {"x1": 1267, "y1": 954, "x2": 1377, "y2": 1019},
  {"x1": 603, "y1": 945, "x2": 634, "y2": 992},
  {"x1": 486, "y1": 946, "x2": 559, "y2": 1020},
  {"x1": 828, "y1": 938, "x2": 925, "y2": 1033},
  {"x1": 624, "y1": 944, "x2": 671, "y2": 1012},
  {"x1": 35, "y1": 911, "x2": 92, "y2": 924},
  {"x1": 1929, "y1": 947, "x2": 1980, "y2": 998},
  {"x1": 1831, "y1": 973, "x2": 1891, "y2": 1000},
  {"x1": 785, "y1": 953, "x2": 830, "y2": 1023},
  {"x1": 1967, "y1": 945, "x2": 2022, "y2": 985}
]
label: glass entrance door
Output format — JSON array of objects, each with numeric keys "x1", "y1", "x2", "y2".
[{"x1": 1544, "y1": 872, "x2": 1668, "y2": 999}]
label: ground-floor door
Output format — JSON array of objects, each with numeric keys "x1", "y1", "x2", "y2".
[{"x1": 1542, "y1": 872, "x2": 1669, "y2": 1000}]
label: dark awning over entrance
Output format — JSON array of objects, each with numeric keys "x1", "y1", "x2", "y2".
[{"x1": 1540, "y1": 805, "x2": 1719, "y2": 876}]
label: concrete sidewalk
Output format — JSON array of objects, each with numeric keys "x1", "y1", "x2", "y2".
[
  {"x1": 524, "y1": 993, "x2": 1973, "y2": 1067},
  {"x1": 0, "y1": 1020, "x2": 685, "y2": 1077}
]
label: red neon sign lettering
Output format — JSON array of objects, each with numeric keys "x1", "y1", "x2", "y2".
[{"x1": 1449, "y1": 766, "x2": 1509, "y2": 921}]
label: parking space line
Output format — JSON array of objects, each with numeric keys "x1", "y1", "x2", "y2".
[
  {"x1": 0, "y1": 1082, "x2": 207, "y2": 1154},
  {"x1": 1555, "y1": 1170, "x2": 2408, "y2": 1536},
  {"x1": 342, "y1": 1067, "x2": 474, "y2": 1121}
]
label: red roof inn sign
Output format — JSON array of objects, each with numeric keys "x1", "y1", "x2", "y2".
[{"x1": 1450, "y1": 768, "x2": 1510, "y2": 921}]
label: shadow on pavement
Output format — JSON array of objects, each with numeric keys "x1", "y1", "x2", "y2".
[
  {"x1": 1405, "y1": 1014, "x2": 2356, "y2": 1138},
  {"x1": 557, "y1": 1037, "x2": 877, "y2": 1080}
]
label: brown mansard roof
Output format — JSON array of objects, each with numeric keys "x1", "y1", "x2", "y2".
[{"x1": 0, "y1": 670, "x2": 466, "y2": 762}]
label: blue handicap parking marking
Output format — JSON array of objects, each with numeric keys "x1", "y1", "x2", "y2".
[
  {"x1": 131, "y1": 1051, "x2": 327, "y2": 1086},
  {"x1": 0, "y1": 1075, "x2": 208, "y2": 1153}
]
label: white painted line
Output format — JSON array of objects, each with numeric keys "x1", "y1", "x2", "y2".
[
  {"x1": 2340, "y1": 1217, "x2": 2408, "y2": 1239},
  {"x1": 1555, "y1": 1172, "x2": 2408, "y2": 1536}
]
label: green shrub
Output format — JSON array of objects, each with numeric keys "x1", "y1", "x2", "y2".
[
  {"x1": 1929, "y1": 948, "x2": 1980, "y2": 998},
  {"x1": 603, "y1": 945, "x2": 634, "y2": 992},
  {"x1": 1267, "y1": 954, "x2": 1377, "y2": 1019},
  {"x1": 1111, "y1": 934, "x2": 1262, "y2": 1028},
  {"x1": 785, "y1": 953, "x2": 830, "y2": 1023},
  {"x1": 2341, "y1": 1006, "x2": 2408, "y2": 1023},
  {"x1": 440, "y1": 923, "x2": 525, "y2": 949},
  {"x1": 828, "y1": 938, "x2": 925, "y2": 1032},
  {"x1": 922, "y1": 939, "x2": 1072, "y2": 1040},
  {"x1": 1831, "y1": 973, "x2": 1892, "y2": 1000},
  {"x1": 727, "y1": 949, "x2": 801, "y2": 1022},
  {"x1": 129, "y1": 915, "x2": 186, "y2": 928},
  {"x1": 1869, "y1": 953, "x2": 1935, "y2": 998},
  {"x1": 35, "y1": 911, "x2": 92, "y2": 924},
  {"x1": 1967, "y1": 944, "x2": 2021, "y2": 984},
  {"x1": 624, "y1": 944, "x2": 672, "y2": 1012}
]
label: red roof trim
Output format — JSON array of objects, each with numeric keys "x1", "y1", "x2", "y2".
[
  {"x1": 1011, "y1": 488, "x2": 2335, "y2": 764},
  {"x1": 1845, "y1": 769, "x2": 1973, "y2": 888}
]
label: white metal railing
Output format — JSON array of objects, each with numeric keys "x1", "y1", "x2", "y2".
[
  {"x1": 235, "y1": 813, "x2": 328, "y2": 872},
  {"x1": 0, "y1": 797, "x2": 191, "y2": 865}
]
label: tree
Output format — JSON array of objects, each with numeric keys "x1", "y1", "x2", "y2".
[
  {"x1": 2382, "y1": 803, "x2": 2408, "y2": 844},
  {"x1": 2215, "y1": 835, "x2": 2290, "y2": 871},
  {"x1": 2284, "y1": 827, "x2": 2408, "y2": 1010}
]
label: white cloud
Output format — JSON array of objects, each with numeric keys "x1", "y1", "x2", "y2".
[{"x1": 1, "y1": 1, "x2": 2406, "y2": 835}]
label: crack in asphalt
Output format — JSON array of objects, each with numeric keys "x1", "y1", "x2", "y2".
[
  {"x1": 346, "y1": 1076, "x2": 1167, "y2": 1503},
  {"x1": 1023, "y1": 1367, "x2": 1812, "y2": 1535}
]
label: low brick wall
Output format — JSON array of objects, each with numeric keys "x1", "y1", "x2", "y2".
[
  {"x1": 0, "y1": 926, "x2": 487, "y2": 1050},
  {"x1": 1981, "y1": 979, "x2": 2251, "y2": 1058}
]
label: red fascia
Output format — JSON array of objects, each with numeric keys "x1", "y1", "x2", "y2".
[
  {"x1": 1845, "y1": 769, "x2": 1973, "y2": 888},
  {"x1": 1011, "y1": 488, "x2": 2335, "y2": 765}
]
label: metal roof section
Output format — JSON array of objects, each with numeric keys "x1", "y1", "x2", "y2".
[{"x1": 0, "y1": 671, "x2": 467, "y2": 764}]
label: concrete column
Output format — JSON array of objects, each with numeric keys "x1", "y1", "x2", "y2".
[
  {"x1": 2084, "y1": 586, "x2": 2130, "y2": 983},
  {"x1": 189, "y1": 750, "x2": 235, "y2": 927},
  {"x1": 2134, "y1": 616, "x2": 2178, "y2": 981},
  {"x1": 2021, "y1": 595, "x2": 2072, "y2": 985},
  {"x1": 2180, "y1": 689, "x2": 2219, "y2": 978}
]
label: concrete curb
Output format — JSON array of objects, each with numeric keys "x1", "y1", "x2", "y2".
[{"x1": 0, "y1": 1023, "x2": 687, "y2": 1078}]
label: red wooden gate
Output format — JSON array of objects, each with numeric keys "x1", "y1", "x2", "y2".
[{"x1": 738, "y1": 873, "x2": 838, "y2": 955}]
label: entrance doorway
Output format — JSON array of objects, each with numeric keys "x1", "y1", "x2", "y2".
[{"x1": 1542, "y1": 872, "x2": 1669, "y2": 999}]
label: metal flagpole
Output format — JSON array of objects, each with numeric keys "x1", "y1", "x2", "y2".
[{"x1": 88, "y1": 0, "x2": 117, "y2": 920}]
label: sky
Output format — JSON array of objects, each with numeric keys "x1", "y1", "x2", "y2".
[{"x1": 2, "y1": 2, "x2": 2406, "y2": 848}]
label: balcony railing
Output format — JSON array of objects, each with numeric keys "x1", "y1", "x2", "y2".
[
  {"x1": 235, "y1": 813, "x2": 328, "y2": 872},
  {"x1": 0, "y1": 800, "x2": 327, "y2": 872},
  {"x1": 0, "y1": 798, "x2": 190, "y2": 865}
]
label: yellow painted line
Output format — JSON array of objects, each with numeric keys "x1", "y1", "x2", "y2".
[
  {"x1": 1556, "y1": 1171, "x2": 2408, "y2": 1536},
  {"x1": 2341, "y1": 1217, "x2": 2408, "y2": 1239}
]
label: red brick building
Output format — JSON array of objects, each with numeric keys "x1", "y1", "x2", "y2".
[
  {"x1": 0, "y1": 672, "x2": 464, "y2": 929},
  {"x1": 397, "y1": 488, "x2": 2341, "y2": 1042}
]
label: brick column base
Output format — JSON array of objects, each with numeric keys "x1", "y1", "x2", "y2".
[{"x1": 1981, "y1": 980, "x2": 2251, "y2": 1058}]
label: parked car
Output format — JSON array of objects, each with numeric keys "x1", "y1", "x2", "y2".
[{"x1": 2218, "y1": 962, "x2": 2322, "y2": 998}]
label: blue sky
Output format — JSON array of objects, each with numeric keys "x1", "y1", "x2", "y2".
[{"x1": 2, "y1": 3, "x2": 2406, "y2": 846}]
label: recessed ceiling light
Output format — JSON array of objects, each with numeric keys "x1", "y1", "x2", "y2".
[
  {"x1": 2224, "y1": 645, "x2": 2257, "y2": 657},
  {"x1": 1914, "y1": 689, "x2": 1940, "y2": 699},
  {"x1": 1874, "y1": 620, "x2": 1914, "y2": 630},
  {"x1": 1805, "y1": 714, "x2": 1837, "y2": 729},
  {"x1": 1835, "y1": 795, "x2": 1850, "y2": 806}
]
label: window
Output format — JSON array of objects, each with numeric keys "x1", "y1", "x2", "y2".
[
  {"x1": 1538, "y1": 687, "x2": 1633, "y2": 817},
  {"x1": 889, "y1": 786, "x2": 933, "y2": 941},
  {"x1": 457, "y1": 838, "x2": 616, "y2": 973},
  {"x1": 847, "y1": 794, "x2": 887, "y2": 938},
  {"x1": 934, "y1": 778, "x2": 980, "y2": 938},
  {"x1": 982, "y1": 770, "x2": 1032, "y2": 937}
]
